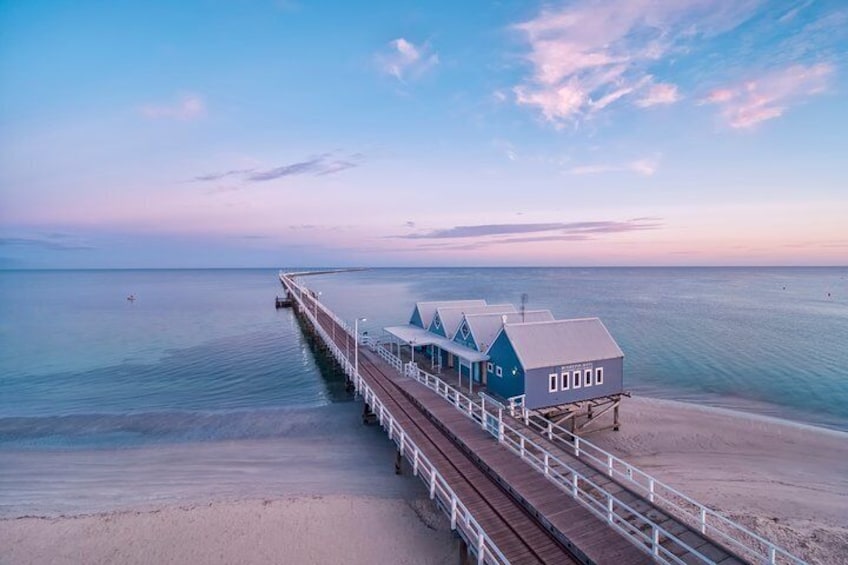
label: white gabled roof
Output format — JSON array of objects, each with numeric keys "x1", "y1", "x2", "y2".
[
  {"x1": 434, "y1": 304, "x2": 517, "y2": 339},
  {"x1": 463, "y1": 310, "x2": 554, "y2": 352},
  {"x1": 503, "y1": 318, "x2": 624, "y2": 370},
  {"x1": 413, "y1": 300, "x2": 486, "y2": 328}
]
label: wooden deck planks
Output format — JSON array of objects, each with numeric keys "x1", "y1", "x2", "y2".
[
  {"x1": 380, "y1": 367, "x2": 653, "y2": 565},
  {"x1": 355, "y1": 355, "x2": 575, "y2": 564}
]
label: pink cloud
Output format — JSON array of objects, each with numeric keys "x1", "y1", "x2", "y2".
[
  {"x1": 375, "y1": 38, "x2": 438, "y2": 82},
  {"x1": 635, "y1": 82, "x2": 681, "y2": 107},
  {"x1": 702, "y1": 63, "x2": 833, "y2": 128},
  {"x1": 567, "y1": 156, "x2": 659, "y2": 176},
  {"x1": 140, "y1": 93, "x2": 206, "y2": 120},
  {"x1": 512, "y1": 0, "x2": 757, "y2": 125}
]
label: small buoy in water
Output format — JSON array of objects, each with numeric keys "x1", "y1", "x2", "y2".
[{"x1": 127, "y1": 294, "x2": 136, "y2": 302}]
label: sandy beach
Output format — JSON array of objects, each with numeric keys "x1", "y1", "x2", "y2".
[
  {"x1": 2, "y1": 396, "x2": 846, "y2": 564},
  {"x1": 592, "y1": 396, "x2": 848, "y2": 565},
  {"x1": 0, "y1": 495, "x2": 457, "y2": 565}
]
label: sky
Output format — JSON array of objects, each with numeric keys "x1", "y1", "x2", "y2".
[{"x1": 1, "y1": 0, "x2": 846, "y2": 268}]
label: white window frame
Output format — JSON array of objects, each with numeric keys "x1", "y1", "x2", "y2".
[
  {"x1": 595, "y1": 367, "x2": 604, "y2": 386},
  {"x1": 495, "y1": 365, "x2": 502, "y2": 377},
  {"x1": 548, "y1": 373, "x2": 558, "y2": 392},
  {"x1": 434, "y1": 315, "x2": 441, "y2": 329},
  {"x1": 460, "y1": 323, "x2": 469, "y2": 339},
  {"x1": 584, "y1": 369, "x2": 593, "y2": 387},
  {"x1": 560, "y1": 371, "x2": 570, "y2": 390},
  {"x1": 487, "y1": 362, "x2": 493, "y2": 373},
  {"x1": 573, "y1": 370, "x2": 581, "y2": 389}
]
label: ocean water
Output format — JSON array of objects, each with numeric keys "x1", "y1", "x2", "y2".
[{"x1": 1, "y1": 267, "x2": 846, "y2": 517}]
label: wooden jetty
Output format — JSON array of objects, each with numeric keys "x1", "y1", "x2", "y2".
[{"x1": 278, "y1": 271, "x2": 805, "y2": 565}]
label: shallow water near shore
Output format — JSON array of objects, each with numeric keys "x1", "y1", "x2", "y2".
[{"x1": 1, "y1": 267, "x2": 846, "y2": 517}]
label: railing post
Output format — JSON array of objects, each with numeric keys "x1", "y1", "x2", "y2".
[
  {"x1": 649, "y1": 478, "x2": 655, "y2": 503},
  {"x1": 652, "y1": 525, "x2": 660, "y2": 557},
  {"x1": 450, "y1": 496, "x2": 457, "y2": 530},
  {"x1": 429, "y1": 469, "x2": 436, "y2": 499},
  {"x1": 497, "y1": 407, "x2": 504, "y2": 443},
  {"x1": 607, "y1": 454, "x2": 613, "y2": 477},
  {"x1": 547, "y1": 421, "x2": 553, "y2": 440},
  {"x1": 544, "y1": 453, "x2": 550, "y2": 477},
  {"x1": 572, "y1": 473, "x2": 578, "y2": 497},
  {"x1": 413, "y1": 449, "x2": 419, "y2": 476},
  {"x1": 700, "y1": 507, "x2": 706, "y2": 534},
  {"x1": 520, "y1": 436, "x2": 525, "y2": 458},
  {"x1": 607, "y1": 495, "x2": 614, "y2": 523},
  {"x1": 480, "y1": 396, "x2": 486, "y2": 430},
  {"x1": 399, "y1": 431, "x2": 405, "y2": 456},
  {"x1": 574, "y1": 436, "x2": 580, "y2": 457},
  {"x1": 477, "y1": 531, "x2": 484, "y2": 565}
]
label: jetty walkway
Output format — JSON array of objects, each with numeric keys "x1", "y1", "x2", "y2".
[{"x1": 279, "y1": 271, "x2": 805, "y2": 565}]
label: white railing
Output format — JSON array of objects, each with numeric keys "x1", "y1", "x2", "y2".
[
  {"x1": 374, "y1": 343, "x2": 806, "y2": 565},
  {"x1": 279, "y1": 275, "x2": 509, "y2": 565},
  {"x1": 500, "y1": 398, "x2": 805, "y2": 565}
]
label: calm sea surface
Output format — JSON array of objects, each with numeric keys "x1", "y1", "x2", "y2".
[{"x1": 1, "y1": 267, "x2": 846, "y2": 516}]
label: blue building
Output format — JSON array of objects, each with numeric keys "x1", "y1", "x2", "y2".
[
  {"x1": 485, "y1": 318, "x2": 624, "y2": 410},
  {"x1": 385, "y1": 301, "x2": 625, "y2": 411}
]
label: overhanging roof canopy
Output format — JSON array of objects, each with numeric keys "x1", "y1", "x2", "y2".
[{"x1": 384, "y1": 325, "x2": 489, "y2": 363}]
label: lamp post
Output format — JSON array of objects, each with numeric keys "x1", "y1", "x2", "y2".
[{"x1": 354, "y1": 317, "x2": 367, "y2": 379}]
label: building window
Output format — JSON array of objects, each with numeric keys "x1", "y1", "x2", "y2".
[
  {"x1": 584, "y1": 369, "x2": 593, "y2": 387},
  {"x1": 595, "y1": 367, "x2": 604, "y2": 385},
  {"x1": 487, "y1": 362, "x2": 493, "y2": 373},
  {"x1": 573, "y1": 371, "x2": 581, "y2": 389},
  {"x1": 433, "y1": 315, "x2": 441, "y2": 329},
  {"x1": 460, "y1": 323, "x2": 470, "y2": 339},
  {"x1": 495, "y1": 366, "x2": 502, "y2": 377},
  {"x1": 560, "y1": 371, "x2": 570, "y2": 390},
  {"x1": 549, "y1": 373, "x2": 558, "y2": 392}
]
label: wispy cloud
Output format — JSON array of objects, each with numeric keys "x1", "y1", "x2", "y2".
[
  {"x1": 512, "y1": 1, "x2": 758, "y2": 126},
  {"x1": 0, "y1": 234, "x2": 94, "y2": 251},
  {"x1": 636, "y1": 83, "x2": 681, "y2": 107},
  {"x1": 396, "y1": 219, "x2": 661, "y2": 240},
  {"x1": 194, "y1": 153, "x2": 362, "y2": 183},
  {"x1": 375, "y1": 38, "x2": 439, "y2": 82},
  {"x1": 701, "y1": 63, "x2": 833, "y2": 128},
  {"x1": 140, "y1": 93, "x2": 206, "y2": 120},
  {"x1": 568, "y1": 157, "x2": 659, "y2": 176},
  {"x1": 194, "y1": 169, "x2": 255, "y2": 182},
  {"x1": 492, "y1": 138, "x2": 518, "y2": 161}
]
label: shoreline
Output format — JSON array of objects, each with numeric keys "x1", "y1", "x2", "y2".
[{"x1": 1, "y1": 395, "x2": 846, "y2": 564}]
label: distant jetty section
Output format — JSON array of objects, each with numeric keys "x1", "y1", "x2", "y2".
[{"x1": 277, "y1": 270, "x2": 805, "y2": 565}]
